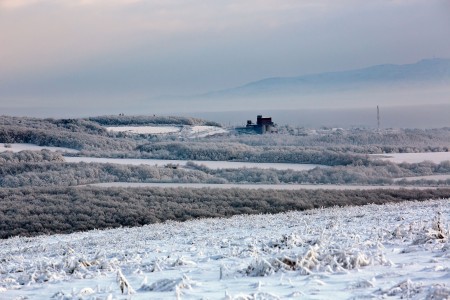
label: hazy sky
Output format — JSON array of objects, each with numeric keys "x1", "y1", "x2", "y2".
[{"x1": 1, "y1": 0, "x2": 449, "y2": 116}]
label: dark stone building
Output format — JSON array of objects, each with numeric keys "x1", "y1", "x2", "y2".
[{"x1": 238, "y1": 115, "x2": 275, "y2": 134}]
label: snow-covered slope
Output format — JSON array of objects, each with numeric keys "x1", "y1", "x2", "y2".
[
  {"x1": 106, "y1": 125, "x2": 227, "y2": 138},
  {"x1": 1, "y1": 199, "x2": 449, "y2": 299}
]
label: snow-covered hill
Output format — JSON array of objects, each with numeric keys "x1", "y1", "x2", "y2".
[{"x1": 1, "y1": 199, "x2": 449, "y2": 299}]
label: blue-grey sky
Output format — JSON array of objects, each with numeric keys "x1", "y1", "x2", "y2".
[{"x1": 1, "y1": 0, "x2": 449, "y2": 116}]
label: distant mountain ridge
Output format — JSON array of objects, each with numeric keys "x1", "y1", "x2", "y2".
[{"x1": 201, "y1": 58, "x2": 450, "y2": 98}]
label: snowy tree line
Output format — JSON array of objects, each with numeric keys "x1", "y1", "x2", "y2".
[
  {"x1": 1, "y1": 116, "x2": 449, "y2": 187},
  {"x1": 0, "y1": 116, "x2": 135, "y2": 151},
  {"x1": 1, "y1": 116, "x2": 448, "y2": 166},
  {"x1": 1, "y1": 186, "x2": 449, "y2": 238},
  {"x1": 1, "y1": 116, "x2": 449, "y2": 163},
  {"x1": 0, "y1": 151, "x2": 449, "y2": 187},
  {"x1": 89, "y1": 115, "x2": 221, "y2": 126},
  {"x1": 0, "y1": 149, "x2": 64, "y2": 163},
  {"x1": 225, "y1": 127, "x2": 450, "y2": 152},
  {"x1": 187, "y1": 160, "x2": 450, "y2": 185},
  {"x1": 0, "y1": 152, "x2": 218, "y2": 188},
  {"x1": 0, "y1": 116, "x2": 106, "y2": 133},
  {"x1": 137, "y1": 142, "x2": 366, "y2": 166}
]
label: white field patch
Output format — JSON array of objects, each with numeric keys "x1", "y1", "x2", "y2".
[
  {"x1": 106, "y1": 126, "x2": 181, "y2": 134},
  {"x1": 372, "y1": 152, "x2": 450, "y2": 164},
  {"x1": 105, "y1": 125, "x2": 228, "y2": 137},
  {"x1": 394, "y1": 174, "x2": 450, "y2": 182},
  {"x1": 87, "y1": 182, "x2": 442, "y2": 190},
  {"x1": 0, "y1": 143, "x2": 79, "y2": 153},
  {"x1": 64, "y1": 156, "x2": 323, "y2": 171},
  {"x1": 0, "y1": 200, "x2": 449, "y2": 299},
  {"x1": 189, "y1": 126, "x2": 228, "y2": 138}
]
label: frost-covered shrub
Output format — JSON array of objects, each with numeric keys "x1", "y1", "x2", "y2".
[
  {"x1": 246, "y1": 244, "x2": 371, "y2": 277},
  {"x1": 413, "y1": 212, "x2": 448, "y2": 245},
  {"x1": 117, "y1": 269, "x2": 135, "y2": 295},
  {"x1": 1, "y1": 187, "x2": 449, "y2": 238},
  {"x1": 139, "y1": 275, "x2": 197, "y2": 294},
  {"x1": 265, "y1": 234, "x2": 304, "y2": 250},
  {"x1": 245, "y1": 258, "x2": 276, "y2": 277}
]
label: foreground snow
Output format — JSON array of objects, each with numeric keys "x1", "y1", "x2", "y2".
[{"x1": 1, "y1": 200, "x2": 449, "y2": 299}]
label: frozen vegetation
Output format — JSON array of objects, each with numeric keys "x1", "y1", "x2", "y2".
[
  {"x1": 0, "y1": 199, "x2": 449, "y2": 299},
  {"x1": 2, "y1": 116, "x2": 449, "y2": 158},
  {"x1": 0, "y1": 113, "x2": 449, "y2": 190},
  {"x1": 89, "y1": 182, "x2": 443, "y2": 190},
  {"x1": 64, "y1": 156, "x2": 322, "y2": 171},
  {"x1": 1, "y1": 186, "x2": 449, "y2": 238},
  {"x1": 1, "y1": 150, "x2": 450, "y2": 188}
]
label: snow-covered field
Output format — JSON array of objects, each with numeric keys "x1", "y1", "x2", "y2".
[
  {"x1": 64, "y1": 157, "x2": 323, "y2": 171},
  {"x1": 1, "y1": 200, "x2": 449, "y2": 299},
  {"x1": 87, "y1": 182, "x2": 442, "y2": 190},
  {"x1": 190, "y1": 126, "x2": 228, "y2": 138},
  {"x1": 106, "y1": 125, "x2": 227, "y2": 137},
  {"x1": 106, "y1": 126, "x2": 181, "y2": 134},
  {"x1": 0, "y1": 143, "x2": 79, "y2": 153},
  {"x1": 372, "y1": 152, "x2": 450, "y2": 164}
]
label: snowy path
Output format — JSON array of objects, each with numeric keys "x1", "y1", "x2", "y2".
[{"x1": 1, "y1": 200, "x2": 449, "y2": 299}]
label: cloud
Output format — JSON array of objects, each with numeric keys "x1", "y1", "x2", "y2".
[
  {"x1": 0, "y1": 0, "x2": 449, "y2": 100},
  {"x1": 0, "y1": 0, "x2": 136, "y2": 9},
  {"x1": 0, "y1": 0, "x2": 42, "y2": 9}
]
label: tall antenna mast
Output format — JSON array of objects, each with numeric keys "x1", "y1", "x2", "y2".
[{"x1": 377, "y1": 105, "x2": 380, "y2": 131}]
